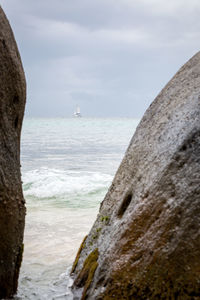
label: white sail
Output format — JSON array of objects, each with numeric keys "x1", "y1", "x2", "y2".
[{"x1": 74, "y1": 105, "x2": 82, "y2": 117}]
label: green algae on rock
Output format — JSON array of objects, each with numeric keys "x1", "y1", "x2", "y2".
[
  {"x1": 71, "y1": 235, "x2": 88, "y2": 274},
  {"x1": 74, "y1": 248, "x2": 99, "y2": 300}
]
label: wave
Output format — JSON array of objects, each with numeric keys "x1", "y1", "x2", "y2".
[{"x1": 22, "y1": 168, "x2": 112, "y2": 208}]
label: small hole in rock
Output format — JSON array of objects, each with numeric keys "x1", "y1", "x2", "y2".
[
  {"x1": 117, "y1": 191, "x2": 132, "y2": 218},
  {"x1": 181, "y1": 144, "x2": 187, "y2": 151},
  {"x1": 14, "y1": 116, "x2": 19, "y2": 129}
]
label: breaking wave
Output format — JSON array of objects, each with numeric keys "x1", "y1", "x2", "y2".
[{"x1": 22, "y1": 168, "x2": 112, "y2": 208}]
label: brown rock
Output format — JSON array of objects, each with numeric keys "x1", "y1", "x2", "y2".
[
  {"x1": 72, "y1": 52, "x2": 200, "y2": 299},
  {"x1": 0, "y1": 6, "x2": 26, "y2": 299}
]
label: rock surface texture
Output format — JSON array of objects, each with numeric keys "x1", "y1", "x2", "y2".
[
  {"x1": 72, "y1": 52, "x2": 200, "y2": 299},
  {"x1": 0, "y1": 6, "x2": 26, "y2": 299}
]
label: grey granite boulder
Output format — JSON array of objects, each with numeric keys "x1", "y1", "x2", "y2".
[
  {"x1": 0, "y1": 6, "x2": 26, "y2": 299},
  {"x1": 71, "y1": 52, "x2": 200, "y2": 299}
]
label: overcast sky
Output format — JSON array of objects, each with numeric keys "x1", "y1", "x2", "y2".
[{"x1": 1, "y1": 0, "x2": 200, "y2": 117}]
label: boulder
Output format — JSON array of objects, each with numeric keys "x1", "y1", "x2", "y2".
[
  {"x1": 0, "y1": 6, "x2": 26, "y2": 299},
  {"x1": 71, "y1": 52, "x2": 200, "y2": 299}
]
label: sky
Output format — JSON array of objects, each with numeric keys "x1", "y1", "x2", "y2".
[{"x1": 1, "y1": 0, "x2": 200, "y2": 118}]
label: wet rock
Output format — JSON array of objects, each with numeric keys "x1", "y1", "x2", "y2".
[
  {"x1": 0, "y1": 6, "x2": 26, "y2": 299},
  {"x1": 72, "y1": 52, "x2": 200, "y2": 299}
]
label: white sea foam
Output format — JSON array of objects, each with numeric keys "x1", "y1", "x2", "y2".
[{"x1": 23, "y1": 168, "x2": 112, "y2": 199}]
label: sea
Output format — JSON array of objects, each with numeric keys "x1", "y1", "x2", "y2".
[{"x1": 16, "y1": 117, "x2": 139, "y2": 300}]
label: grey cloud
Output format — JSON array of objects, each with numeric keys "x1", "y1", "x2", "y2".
[{"x1": 1, "y1": 0, "x2": 200, "y2": 117}]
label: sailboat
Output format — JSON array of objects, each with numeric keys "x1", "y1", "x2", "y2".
[{"x1": 74, "y1": 106, "x2": 82, "y2": 117}]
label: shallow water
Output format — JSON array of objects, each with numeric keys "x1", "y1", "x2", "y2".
[{"x1": 17, "y1": 118, "x2": 139, "y2": 299}]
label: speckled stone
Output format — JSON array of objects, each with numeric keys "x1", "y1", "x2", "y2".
[
  {"x1": 0, "y1": 6, "x2": 26, "y2": 299},
  {"x1": 72, "y1": 52, "x2": 200, "y2": 299}
]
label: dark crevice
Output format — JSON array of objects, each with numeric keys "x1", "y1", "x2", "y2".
[
  {"x1": 1, "y1": 39, "x2": 6, "y2": 49},
  {"x1": 13, "y1": 95, "x2": 19, "y2": 104},
  {"x1": 14, "y1": 116, "x2": 19, "y2": 129},
  {"x1": 117, "y1": 191, "x2": 132, "y2": 218}
]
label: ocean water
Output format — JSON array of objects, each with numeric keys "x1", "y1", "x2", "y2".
[{"x1": 16, "y1": 118, "x2": 139, "y2": 299}]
